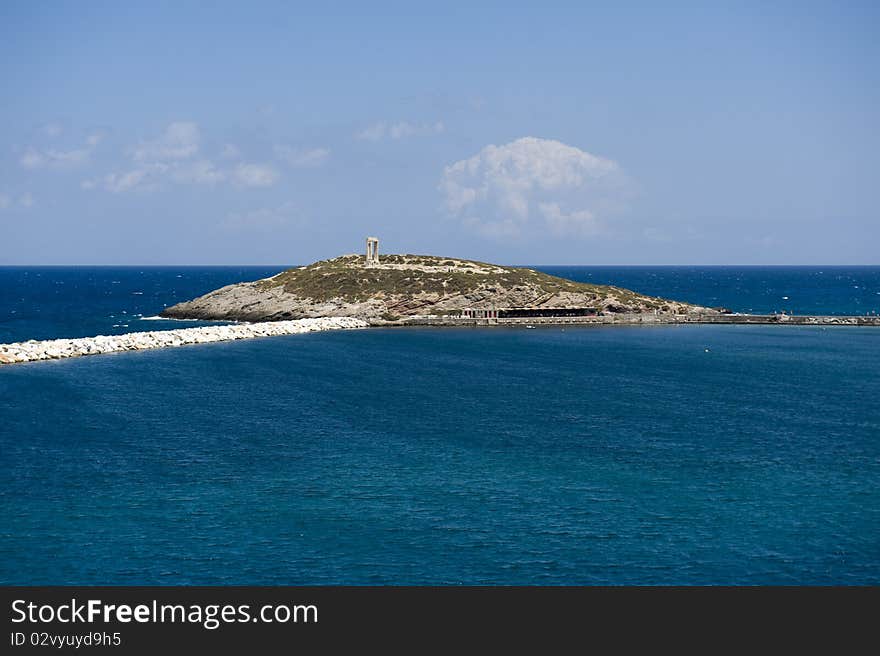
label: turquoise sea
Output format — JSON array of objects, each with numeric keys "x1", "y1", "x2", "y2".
[{"x1": 1, "y1": 266, "x2": 878, "y2": 584}]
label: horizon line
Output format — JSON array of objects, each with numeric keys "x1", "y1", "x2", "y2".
[{"x1": 0, "y1": 263, "x2": 878, "y2": 268}]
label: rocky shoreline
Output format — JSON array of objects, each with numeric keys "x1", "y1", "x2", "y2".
[
  {"x1": 403, "y1": 313, "x2": 880, "y2": 327},
  {"x1": 0, "y1": 317, "x2": 369, "y2": 365}
]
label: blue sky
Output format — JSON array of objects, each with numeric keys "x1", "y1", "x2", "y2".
[{"x1": 1, "y1": 1, "x2": 877, "y2": 264}]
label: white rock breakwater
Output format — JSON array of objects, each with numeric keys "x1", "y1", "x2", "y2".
[{"x1": 0, "y1": 317, "x2": 369, "y2": 365}]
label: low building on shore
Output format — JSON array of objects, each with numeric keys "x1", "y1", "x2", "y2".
[{"x1": 462, "y1": 307, "x2": 598, "y2": 319}]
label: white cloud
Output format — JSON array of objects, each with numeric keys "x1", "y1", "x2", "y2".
[
  {"x1": 82, "y1": 121, "x2": 280, "y2": 193},
  {"x1": 220, "y1": 143, "x2": 241, "y2": 159},
  {"x1": 42, "y1": 122, "x2": 63, "y2": 138},
  {"x1": 85, "y1": 122, "x2": 225, "y2": 193},
  {"x1": 356, "y1": 122, "x2": 387, "y2": 142},
  {"x1": 132, "y1": 121, "x2": 200, "y2": 162},
  {"x1": 388, "y1": 123, "x2": 417, "y2": 140},
  {"x1": 20, "y1": 129, "x2": 106, "y2": 171},
  {"x1": 274, "y1": 145, "x2": 330, "y2": 168},
  {"x1": 0, "y1": 192, "x2": 34, "y2": 209},
  {"x1": 19, "y1": 148, "x2": 43, "y2": 169},
  {"x1": 232, "y1": 163, "x2": 280, "y2": 188},
  {"x1": 85, "y1": 131, "x2": 105, "y2": 147},
  {"x1": 97, "y1": 168, "x2": 156, "y2": 193},
  {"x1": 439, "y1": 137, "x2": 628, "y2": 238},
  {"x1": 86, "y1": 158, "x2": 275, "y2": 193},
  {"x1": 356, "y1": 120, "x2": 444, "y2": 142},
  {"x1": 85, "y1": 158, "x2": 227, "y2": 193},
  {"x1": 20, "y1": 145, "x2": 91, "y2": 170},
  {"x1": 222, "y1": 201, "x2": 303, "y2": 231},
  {"x1": 172, "y1": 159, "x2": 226, "y2": 186}
]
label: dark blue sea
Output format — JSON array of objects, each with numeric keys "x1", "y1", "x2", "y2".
[{"x1": 1, "y1": 266, "x2": 878, "y2": 584}]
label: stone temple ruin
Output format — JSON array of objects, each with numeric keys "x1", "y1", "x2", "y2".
[{"x1": 365, "y1": 237, "x2": 379, "y2": 266}]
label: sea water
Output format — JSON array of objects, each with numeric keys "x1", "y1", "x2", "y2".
[{"x1": 1, "y1": 266, "x2": 878, "y2": 584}]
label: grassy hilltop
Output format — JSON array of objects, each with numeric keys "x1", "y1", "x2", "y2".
[{"x1": 162, "y1": 254, "x2": 711, "y2": 322}]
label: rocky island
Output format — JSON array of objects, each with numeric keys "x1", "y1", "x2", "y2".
[
  {"x1": 4, "y1": 239, "x2": 876, "y2": 366},
  {"x1": 162, "y1": 243, "x2": 712, "y2": 324}
]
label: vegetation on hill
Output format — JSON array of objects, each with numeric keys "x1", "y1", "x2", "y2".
[
  {"x1": 163, "y1": 253, "x2": 708, "y2": 322},
  {"x1": 257, "y1": 254, "x2": 664, "y2": 308}
]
